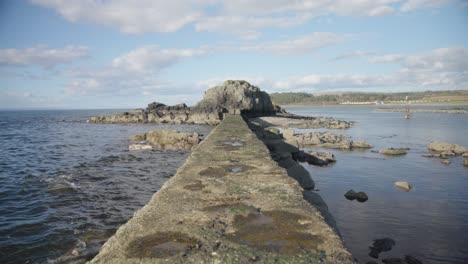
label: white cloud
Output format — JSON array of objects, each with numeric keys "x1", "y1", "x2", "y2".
[
  {"x1": 401, "y1": 0, "x2": 452, "y2": 11},
  {"x1": 238, "y1": 32, "x2": 345, "y2": 55},
  {"x1": 31, "y1": 0, "x2": 203, "y2": 34},
  {"x1": 64, "y1": 45, "x2": 207, "y2": 96},
  {"x1": 332, "y1": 50, "x2": 377, "y2": 61},
  {"x1": 202, "y1": 47, "x2": 468, "y2": 92},
  {"x1": 0, "y1": 45, "x2": 89, "y2": 68},
  {"x1": 32, "y1": 0, "x2": 452, "y2": 38},
  {"x1": 111, "y1": 45, "x2": 208, "y2": 72}
]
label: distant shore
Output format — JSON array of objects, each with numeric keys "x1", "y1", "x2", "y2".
[{"x1": 281, "y1": 101, "x2": 468, "y2": 107}]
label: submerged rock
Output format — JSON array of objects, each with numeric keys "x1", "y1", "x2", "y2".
[
  {"x1": 405, "y1": 255, "x2": 424, "y2": 264},
  {"x1": 441, "y1": 159, "x2": 451, "y2": 165},
  {"x1": 382, "y1": 258, "x2": 404, "y2": 264},
  {"x1": 378, "y1": 148, "x2": 409, "y2": 155},
  {"x1": 428, "y1": 141, "x2": 467, "y2": 155},
  {"x1": 369, "y1": 238, "x2": 396, "y2": 258},
  {"x1": 395, "y1": 181, "x2": 412, "y2": 192},
  {"x1": 464, "y1": 159, "x2": 468, "y2": 166}
]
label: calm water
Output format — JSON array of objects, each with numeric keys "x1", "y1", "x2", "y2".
[
  {"x1": 0, "y1": 110, "x2": 211, "y2": 264},
  {"x1": 286, "y1": 105, "x2": 468, "y2": 264}
]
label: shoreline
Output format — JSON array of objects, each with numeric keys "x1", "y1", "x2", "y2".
[{"x1": 280, "y1": 101, "x2": 468, "y2": 107}]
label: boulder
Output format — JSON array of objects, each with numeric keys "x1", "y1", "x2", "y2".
[
  {"x1": 464, "y1": 159, "x2": 468, "y2": 166},
  {"x1": 355, "y1": 192, "x2": 369, "y2": 202},
  {"x1": 344, "y1": 189, "x2": 357, "y2": 200},
  {"x1": 145, "y1": 130, "x2": 200, "y2": 150},
  {"x1": 428, "y1": 141, "x2": 467, "y2": 155},
  {"x1": 129, "y1": 144, "x2": 153, "y2": 151},
  {"x1": 395, "y1": 181, "x2": 412, "y2": 192},
  {"x1": 191, "y1": 80, "x2": 274, "y2": 121},
  {"x1": 462, "y1": 152, "x2": 468, "y2": 158},
  {"x1": 378, "y1": 148, "x2": 408, "y2": 155},
  {"x1": 344, "y1": 189, "x2": 368, "y2": 202}
]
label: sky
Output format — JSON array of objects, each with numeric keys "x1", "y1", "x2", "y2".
[{"x1": 0, "y1": 0, "x2": 467, "y2": 109}]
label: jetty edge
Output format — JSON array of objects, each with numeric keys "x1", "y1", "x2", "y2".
[{"x1": 89, "y1": 114, "x2": 354, "y2": 263}]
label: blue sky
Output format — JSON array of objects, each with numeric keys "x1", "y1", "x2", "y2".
[{"x1": 0, "y1": 0, "x2": 467, "y2": 109}]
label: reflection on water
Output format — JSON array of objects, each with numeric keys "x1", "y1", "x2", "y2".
[
  {"x1": 0, "y1": 110, "x2": 211, "y2": 263},
  {"x1": 286, "y1": 106, "x2": 468, "y2": 264}
]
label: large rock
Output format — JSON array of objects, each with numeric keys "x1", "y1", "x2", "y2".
[
  {"x1": 282, "y1": 130, "x2": 372, "y2": 150},
  {"x1": 191, "y1": 80, "x2": 274, "y2": 123},
  {"x1": 428, "y1": 141, "x2": 467, "y2": 155}
]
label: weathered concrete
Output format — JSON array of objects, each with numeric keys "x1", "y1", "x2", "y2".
[{"x1": 90, "y1": 115, "x2": 354, "y2": 264}]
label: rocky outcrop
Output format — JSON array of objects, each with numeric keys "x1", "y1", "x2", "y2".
[
  {"x1": 378, "y1": 148, "x2": 409, "y2": 156},
  {"x1": 130, "y1": 130, "x2": 200, "y2": 150},
  {"x1": 89, "y1": 102, "x2": 191, "y2": 125},
  {"x1": 282, "y1": 129, "x2": 372, "y2": 150},
  {"x1": 88, "y1": 80, "x2": 355, "y2": 128},
  {"x1": 89, "y1": 80, "x2": 279, "y2": 126},
  {"x1": 428, "y1": 141, "x2": 467, "y2": 155},
  {"x1": 191, "y1": 80, "x2": 275, "y2": 122},
  {"x1": 249, "y1": 116, "x2": 352, "y2": 129}
]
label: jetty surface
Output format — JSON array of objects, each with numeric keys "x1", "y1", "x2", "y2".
[{"x1": 90, "y1": 114, "x2": 353, "y2": 263}]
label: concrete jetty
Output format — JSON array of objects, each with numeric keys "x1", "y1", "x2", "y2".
[{"x1": 90, "y1": 115, "x2": 354, "y2": 263}]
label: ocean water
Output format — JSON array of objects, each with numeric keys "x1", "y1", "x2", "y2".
[
  {"x1": 286, "y1": 105, "x2": 468, "y2": 264},
  {"x1": 0, "y1": 110, "x2": 211, "y2": 264}
]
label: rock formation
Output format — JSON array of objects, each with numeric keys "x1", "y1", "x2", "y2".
[
  {"x1": 129, "y1": 130, "x2": 200, "y2": 150},
  {"x1": 427, "y1": 141, "x2": 467, "y2": 155},
  {"x1": 88, "y1": 80, "x2": 352, "y2": 128},
  {"x1": 282, "y1": 129, "x2": 372, "y2": 150},
  {"x1": 89, "y1": 80, "x2": 276, "y2": 125},
  {"x1": 378, "y1": 148, "x2": 409, "y2": 156}
]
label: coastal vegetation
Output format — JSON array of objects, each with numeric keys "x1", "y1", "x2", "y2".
[{"x1": 270, "y1": 90, "x2": 468, "y2": 105}]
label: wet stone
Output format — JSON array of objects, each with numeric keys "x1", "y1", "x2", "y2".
[
  {"x1": 227, "y1": 210, "x2": 323, "y2": 254},
  {"x1": 183, "y1": 180, "x2": 205, "y2": 191},
  {"x1": 199, "y1": 166, "x2": 227, "y2": 177},
  {"x1": 204, "y1": 203, "x2": 257, "y2": 215},
  {"x1": 223, "y1": 164, "x2": 254, "y2": 174},
  {"x1": 126, "y1": 232, "x2": 200, "y2": 258}
]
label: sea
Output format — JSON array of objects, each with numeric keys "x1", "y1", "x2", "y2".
[
  {"x1": 286, "y1": 105, "x2": 468, "y2": 264},
  {"x1": 0, "y1": 110, "x2": 212, "y2": 263},
  {"x1": 0, "y1": 106, "x2": 467, "y2": 264}
]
